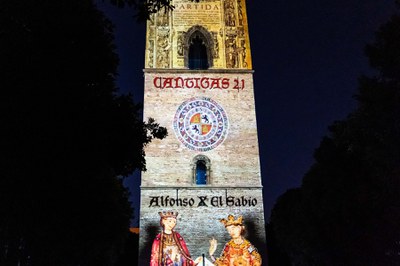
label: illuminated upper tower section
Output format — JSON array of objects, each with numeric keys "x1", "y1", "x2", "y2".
[{"x1": 145, "y1": 0, "x2": 252, "y2": 69}]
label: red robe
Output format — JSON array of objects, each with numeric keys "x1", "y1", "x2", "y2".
[{"x1": 150, "y1": 231, "x2": 195, "y2": 266}]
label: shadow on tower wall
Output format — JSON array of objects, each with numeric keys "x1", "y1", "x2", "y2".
[
  {"x1": 138, "y1": 223, "x2": 159, "y2": 265},
  {"x1": 244, "y1": 218, "x2": 268, "y2": 266}
]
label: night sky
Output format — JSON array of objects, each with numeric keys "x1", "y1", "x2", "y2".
[{"x1": 96, "y1": 0, "x2": 397, "y2": 227}]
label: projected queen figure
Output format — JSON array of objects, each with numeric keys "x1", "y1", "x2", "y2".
[{"x1": 150, "y1": 211, "x2": 203, "y2": 266}]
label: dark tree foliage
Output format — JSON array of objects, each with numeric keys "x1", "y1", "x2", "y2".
[
  {"x1": 106, "y1": 0, "x2": 199, "y2": 21},
  {"x1": 0, "y1": 1, "x2": 166, "y2": 265},
  {"x1": 107, "y1": 0, "x2": 174, "y2": 21},
  {"x1": 115, "y1": 232, "x2": 139, "y2": 266},
  {"x1": 265, "y1": 222, "x2": 291, "y2": 266},
  {"x1": 270, "y1": 6, "x2": 400, "y2": 266}
]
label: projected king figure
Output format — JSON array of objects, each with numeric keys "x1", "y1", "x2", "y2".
[{"x1": 209, "y1": 215, "x2": 261, "y2": 266}]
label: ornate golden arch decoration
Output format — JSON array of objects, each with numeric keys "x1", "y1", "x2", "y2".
[{"x1": 183, "y1": 25, "x2": 215, "y2": 69}]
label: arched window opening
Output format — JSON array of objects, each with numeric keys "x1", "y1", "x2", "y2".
[
  {"x1": 192, "y1": 155, "x2": 211, "y2": 185},
  {"x1": 195, "y1": 160, "x2": 207, "y2": 185},
  {"x1": 189, "y1": 33, "x2": 209, "y2": 70},
  {"x1": 184, "y1": 25, "x2": 214, "y2": 69}
]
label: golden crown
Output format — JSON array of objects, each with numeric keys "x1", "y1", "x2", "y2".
[
  {"x1": 159, "y1": 211, "x2": 178, "y2": 219},
  {"x1": 220, "y1": 214, "x2": 243, "y2": 227}
]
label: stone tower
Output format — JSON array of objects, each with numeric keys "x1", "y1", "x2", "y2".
[{"x1": 139, "y1": 0, "x2": 267, "y2": 264}]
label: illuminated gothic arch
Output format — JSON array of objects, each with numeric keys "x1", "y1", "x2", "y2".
[{"x1": 183, "y1": 25, "x2": 215, "y2": 69}]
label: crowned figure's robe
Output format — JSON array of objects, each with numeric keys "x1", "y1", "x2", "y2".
[
  {"x1": 214, "y1": 239, "x2": 261, "y2": 266},
  {"x1": 150, "y1": 231, "x2": 195, "y2": 266}
]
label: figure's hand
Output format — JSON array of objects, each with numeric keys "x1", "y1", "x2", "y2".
[
  {"x1": 194, "y1": 256, "x2": 203, "y2": 265},
  {"x1": 209, "y1": 238, "x2": 218, "y2": 256}
]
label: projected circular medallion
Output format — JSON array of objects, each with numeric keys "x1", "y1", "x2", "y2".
[{"x1": 173, "y1": 97, "x2": 228, "y2": 151}]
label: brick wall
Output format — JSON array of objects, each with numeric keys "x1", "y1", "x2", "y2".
[{"x1": 139, "y1": 69, "x2": 267, "y2": 265}]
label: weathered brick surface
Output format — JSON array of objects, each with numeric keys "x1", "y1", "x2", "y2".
[
  {"x1": 142, "y1": 71, "x2": 261, "y2": 187},
  {"x1": 139, "y1": 70, "x2": 267, "y2": 265}
]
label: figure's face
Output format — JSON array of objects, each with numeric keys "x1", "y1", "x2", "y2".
[
  {"x1": 226, "y1": 225, "x2": 242, "y2": 239},
  {"x1": 162, "y1": 217, "x2": 177, "y2": 231}
]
